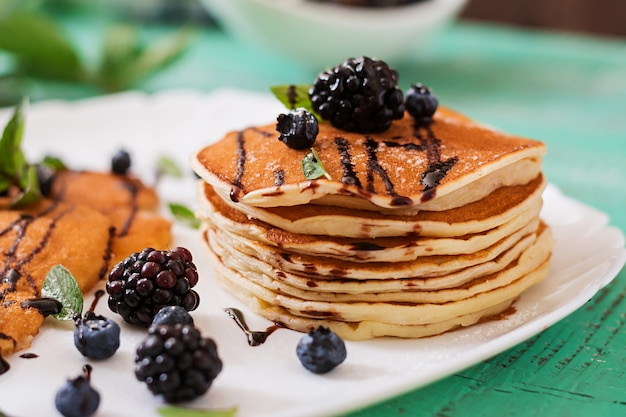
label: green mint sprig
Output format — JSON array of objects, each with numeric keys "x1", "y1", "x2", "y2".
[
  {"x1": 302, "y1": 148, "x2": 331, "y2": 180},
  {"x1": 41, "y1": 264, "x2": 83, "y2": 321},
  {"x1": 0, "y1": 98, "x2": 43, "y2": 208},
  {"x1": 270, "y1": 84, "x2": 321, "y2": 120},
  {"x1": 157, "y1": 405, "x2": 238, "y2": 417},
  {"x1": 168, "y1": 202, "x2": 201, "y2": 230}
]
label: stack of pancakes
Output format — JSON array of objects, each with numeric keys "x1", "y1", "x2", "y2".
[{"x1": 192, "y1": 107, "x2": 553, "y2": 340}]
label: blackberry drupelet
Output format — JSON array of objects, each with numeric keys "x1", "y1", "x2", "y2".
[
  {"x1": 309, "y1": 56, "x2": 404, "y2": 133},
  {"x1": 106, "y1": 246, "x2": 200, "y2": 326},
  {"x1": 135, "y1": 323, "x2": 223, "y2": 403},
  {"x1": 296, "y1": 326, "x2": 347, "y2": 374},
  {"x1": 55, "y1": 365, "x2": 100, "y2": 417},
  {"x1": 111, "y1": 149, "x2": 131, "y2": 175},
  {"x1": 404, "y1": 83, "x2": 438, "y2": 124},
  {"x1": 152, "y1": 305, "x2": 195, "y2": 326},
  {"x1": 276, "y1": 108, "x2": 319, "y2": 150}
]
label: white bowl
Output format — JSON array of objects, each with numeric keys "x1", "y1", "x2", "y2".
[{"x1": 200, "y1": 0, "x2": 468, "y2": 68}]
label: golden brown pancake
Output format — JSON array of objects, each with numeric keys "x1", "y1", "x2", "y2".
[{"x1": 192, "y1": 107, "x2": 546, "y2": 211}]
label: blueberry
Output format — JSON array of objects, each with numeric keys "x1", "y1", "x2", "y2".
[
  {"x1": 111, "y1": 149, "x2": 131, "y2": 175},
  {"x1": 276, "y1": 108, "x2": 319, "y2": 150},
  {"x1": 152, "y1": 305, "x2": 195, "y2": 326},
  {"x1": 404, "y1": 83, "x2": 438, "y2": 124},
  {"x1": 296, "y1": 326, "x2": 347, "y2": 374},
  {"x1": 55, "y1": 365, "x2": 100, "y2": 417},
  {"x1": 74, "y1": 311, "x2": 120, "y2": 360}
]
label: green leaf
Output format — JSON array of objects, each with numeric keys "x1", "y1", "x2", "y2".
[
  {"x1": 270, "y1": 84, "x2": 320, "y2": 118},
  {"x1": 41, "y1": 264, "x2": 83, "y2": 321},
  {"x1": 0, "y1": 13, "x2": 82, "y2": 81},
  {"x1": 0, "y1": 97, "x2": 27, "y2": 178},
  {"x1": 99, "y1": 24, "x2": 141, "y2": 84},
  {"x1": 301, "y1": 148, "x2": 331, "y2": 180},
  {"x1": 168, "y1": 203, "x2": 201, "y2": 230},
  {"x1": 40, "y1": 155, "x2": 68, "y2": 171},
  {"x1": 157, "y1": 406, "x2": 238, "y2": 417},
  {"x1": 156, "y1": 155, "x2": 183, "y2": 178},
  {"x1": 12, "y1": 164, "x2": 41, "y2": 208},
  {"x1": 103, "y1": 27, "x2": 195, "y2": 92}
]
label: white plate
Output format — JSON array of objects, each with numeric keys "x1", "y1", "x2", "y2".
[{"x1": 0, "y1": 90, "x2": 625, "y2": 417}]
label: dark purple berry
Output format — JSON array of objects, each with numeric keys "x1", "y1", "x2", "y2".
[
  {"x1": 404, "y1": 83, "x2": 438, "y2": 124},
  {"x1": 54, "y1": 365, "x2": 100, "y2": 417},
  {"x1": 296, "y1": 326, "x2": 346, "y2": 374},
  {"x1": 111, "y1": 149, "x2": 131, "y2": 175},
  {"x1": 309, "y1": 56, "x2": 404, "y2": 133},
  {"x1": 106, "y1": 247, "x2": 200, "y2": 326},
  {"x1": 276, "y1": 108, "x2": 319, "y2": 150},
  {"x1": 135, "y1": 324, "x2": 222, "y2": 403}
]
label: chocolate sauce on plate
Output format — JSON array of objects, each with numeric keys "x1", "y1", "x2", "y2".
[{"x1": 224, "y1": 307, "x2": 282, "y2": 346}]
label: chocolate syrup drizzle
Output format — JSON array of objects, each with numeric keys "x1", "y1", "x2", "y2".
[
  {"x1": 230, "y1": 130, "x2": 246, "y2": 202},
  {"x1": 224, "y1": 307, "x2": 283, "y2": 346},
  {"x1": 228, "y1": 120, "x2": 457, "y2": 206}
]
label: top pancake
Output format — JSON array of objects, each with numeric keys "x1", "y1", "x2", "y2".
[{"x1": 192, "y1": 107, "x2": 545, "y2": 212}]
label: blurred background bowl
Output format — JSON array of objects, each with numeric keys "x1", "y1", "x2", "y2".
[{"x1": 199, "y1": 0, "x2": 468, "y2": 69}]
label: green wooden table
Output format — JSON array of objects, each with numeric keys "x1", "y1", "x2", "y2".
[{"x1": 17, "y1": 16, "x2": 626, "y2": 417}]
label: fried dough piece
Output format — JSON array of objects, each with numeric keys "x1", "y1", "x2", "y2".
[
  {"x1": 51, "y1": 171, "x2": 172, "y2": 262},
  {"x1": 0, "y1": 201, "x2": 113, "y2": 356},
  {"x1": 1, "y1": 170, "x2": 172, "y2": 356}
]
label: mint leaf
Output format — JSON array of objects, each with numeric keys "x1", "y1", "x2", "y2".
[
  {"x1": 157, "y1": 406, "x2": 237, "y2": 417},
  {"x1": 12, "y1": 164, "x2": 41, "y2": 208},
  {"x1": 0, "y1": 98, "x2": 42, "y2": 207},
  {"x1": 168, "y1": 203, "x2": 201, "y2": 230},
  {"x1": 157, "y1": 155, "x2": 183, "y2": 179},
  {"x1": 41, "y1": 265, "x2": 83, "y2": 321},
  {"x1": 0, "y1": 97, "x2": 27, "y2": 179},
  {"x1": 270, "y1": 84, "x2": 320, "y2": 119},
  {"x1": 302, "y1": 148, "x2": 331, "y2": 180}
]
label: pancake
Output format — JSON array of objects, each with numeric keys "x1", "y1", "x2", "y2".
[
  {"x1": 198, "y1": 181, "x2": 543, "y2": 262},
  {"x1": 198, "y1": 174, "x2": 547, "y2": 239},
  {"x1": 206, "y1": 226, "x2": 541, "y2": 294},
  {"x1": 209, "y1": 218, "x2": 540, "y2": 280},
  {"x1": 0, "y1": 201, "x2": 113, "y2": 356},
  {"x1": 192, "y1": 107, "x2": 546, "y2": 212}
]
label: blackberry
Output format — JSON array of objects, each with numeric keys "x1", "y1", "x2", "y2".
[
  {"x1": 111, "y1": 149, "x2": 131, "y2": 175},
  {"x1": 296, "y1": 326, "x2": 347, "y2": 374},
  {"x1": 276, "y1": 108, "x2": 319, "y2": 150},
  {"x1": 106, "y1": 246, "x2": 200, "y2": 326},
  {"x1": 152, "y1": 305, "x2": 195, "y2": 326},
  {"x1": 74, "y1": 311, "x2": 121, "y2": 360},
  {"x1": 404, "y1": 83, "x2": 438, "y2": 124},
  {"x1": 309, "y1": 56, "x2": 404, "y2": 133},
  {"x1": 54, "y1": 365, "x2": 100, "y2": 417},
  {"x1": 134, "y1": 323, "x2": 223, "y2": 403}
]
